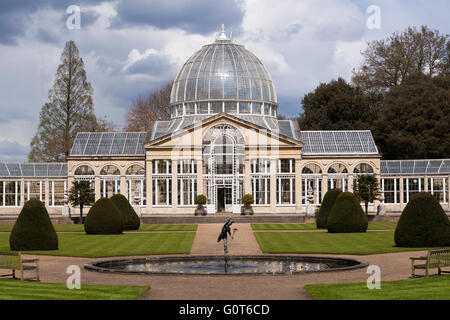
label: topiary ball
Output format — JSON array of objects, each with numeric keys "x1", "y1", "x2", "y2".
[
  {"x1": 10, "y1": 199, "x2": 58, "y2": 251},
  {"x1": 316, "y1": 188, "x2": 342, "y2": 229},
  {"x1": 327, "y1": 192, "x2": 368, "y2": 233},
  {"x1": 110, "y1": 194, "x2": 140, "y2": 230},
  {"x1": 84, "y1": 198, "x2": 124, "y2": 235},
  {"x1": 395, "y1": 192, "x2": 450, "y2": 247}
]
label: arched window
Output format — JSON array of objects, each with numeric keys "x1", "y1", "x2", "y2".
[
  {"x1": 74, "y1": 165, "x2": 94, "y2": 176},
  {"x1": 354, "y1": 163, "x2": 374, "y2": 174},
  {"x1": 126, "y1": 165, "x2": 145, "y2": 176},
  {"x1": 100, "y1": 165, "x2": 120, "y2": 176},
  {"x1": 328, "y1": 163, "x2": 348, "y2": 174},
  {"x1": 302, "y1": 164, "x2": 322, "y2": 174}
]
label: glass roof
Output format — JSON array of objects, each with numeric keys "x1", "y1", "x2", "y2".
[
  {"x1": 70, "y1": 132, "x2": 147, "y2": 156},
  {"x1": 381, "y1": 159, "x2": 450, "y2": 175},
  {"x1": 170, "y1": 38, "x2": 277, "y2": 106},
  {"x1": 301, "y1": 131, "x2": 379, "y2": 155},
  {"x1": 0, "y1": 163, "x2": 67, "y2": 178}
]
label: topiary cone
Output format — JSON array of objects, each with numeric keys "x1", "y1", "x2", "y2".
[
  {"x1": 327, "y1": 192, "x2": 368, "y2": 233},
  {"x1": 110, "y1": 194, "x2": 140, "y2": 230},
  {"x1": 84, "y1": 198, "x2": 124, "y2": 235},
  {"x1": 316, "y1": 188, "x2": 342, "y2": 229},
  {"x1": 9, "y1": 199, "x2": 58, "y2": 251},
  {"x1": 395, "y1": 192, "x2": 450, "y2": 247}
]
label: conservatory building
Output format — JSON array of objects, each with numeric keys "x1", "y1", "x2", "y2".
[{"x1": 0, "y1": 28, "x2": 449, "y2": 216}]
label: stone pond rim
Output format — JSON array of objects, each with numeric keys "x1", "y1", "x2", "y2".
[{"x1": 84, "y1": 255, "x2": 369, "y2": 276}]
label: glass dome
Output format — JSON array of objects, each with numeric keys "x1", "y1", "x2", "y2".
[{"x1": 169, "y1": 27, "x2": 278, "y2": 127}]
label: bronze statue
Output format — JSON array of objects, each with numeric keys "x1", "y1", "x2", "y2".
[{"x1": 217, "y1": 217, "x2": 237, "y2": 270}]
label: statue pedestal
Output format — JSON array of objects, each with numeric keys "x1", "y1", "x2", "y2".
[
  {"x1": 306, "y1": 204, "x2": 315, "y2": 217},
  {"x1": 62, "y1": 205, "x2": 70, "y2": 217}
]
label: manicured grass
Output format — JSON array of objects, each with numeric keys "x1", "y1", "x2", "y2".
[
  {"x1": 305, "y1": 275, "x2": 450, "y2": 300},
  {"x1": 254, "y1": 231, "x2": 433, "y2": 255},
  {"x1": 0, "y1": 279, "x2": 149, "y2": 300},
  {"x1": 0, "y1": 224, "x2": 197, "y2": 233},
  {"x1": 0, "y1": 232, "x2": 195, "y2": 257},
  {"x1": 251, "y1": 222, "x2": 397, "y2": 231}
]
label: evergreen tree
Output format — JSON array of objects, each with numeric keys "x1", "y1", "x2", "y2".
[
  {"x1": 299, "y1": 77, "x2": 379, "y2": 130},
  {"x1": 29, "y1": 40, "x2": 111, "y2": 162}
]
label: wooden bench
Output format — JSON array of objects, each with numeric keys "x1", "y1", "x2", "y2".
[
  {"x1": 410, "y1": 248, "x2": 450, "y2": 277},
  {"x1": 0, "y1": 251, "x2": 40, "y2": 281}
]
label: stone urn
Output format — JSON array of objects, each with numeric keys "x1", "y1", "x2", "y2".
[{"x1": 241, "y1": 204, "x2": 254, "y2": 216}]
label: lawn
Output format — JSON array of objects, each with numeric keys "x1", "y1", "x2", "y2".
[
  {"x1": 251, "y1": 222, "x2": 397, "y2": 231},
  {"x1": 0, "y1": 232, "x2": 195, "y2": 257},
  {"x1": 0, "y1": 279, "x2": 149, "y2": 300},
  {"x1": 305, "y1": 275, "x2": 450, "y2": 300},
  {"x1": 0, "y1": 224, "x2": 197, "y2": 233},
  {"x1": 254, "y1": 231, "x2": 433, "y2": 255}
]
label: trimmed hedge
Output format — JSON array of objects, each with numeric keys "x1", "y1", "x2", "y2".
[
  {"x1": 327, "y1": 192, "x2": 368, "y2": 233},
  {"x1": 316, "y1": 188, "x2": 342, "y2": 229},
  {"x1": 9, "y1": 199, "x2": 58, "y2": 251},
  {"x1": 84, "y1": 198, "x2": 124, "y2": 235},
  {"x1": 110, "y1": 194, "x2": 140, "y2": 230},
  {"x1": 395, "y1": 192, "x2": 450, "y2": 247}
]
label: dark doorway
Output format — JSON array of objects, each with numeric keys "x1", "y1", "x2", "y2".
[{"x1": 217, "y1": 188, "x2": 225, "y2": 212}]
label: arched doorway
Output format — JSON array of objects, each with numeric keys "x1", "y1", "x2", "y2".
[{"x1": 203, "y1": 124, "x2": 244, "y2": 213}]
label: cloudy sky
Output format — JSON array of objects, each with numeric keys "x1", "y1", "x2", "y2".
[{"x1": 0, "y1": 0, "x2": 448, "y2": 161}]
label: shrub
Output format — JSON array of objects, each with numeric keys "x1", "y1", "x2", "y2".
[
  {"x1": 110, "y1": 194, "x2": 140, "y2": 230},
  {"x1": 194, "y1": 195, "x2": 207, "y2": 206},
  {"x1": 242, "y1": 194, "x2": 254, "y2": 206},
  {"x1": 395, "y1": 192, "x2": 450, "y2": 247},
  {"x1": 327, "y1": 192, "x2": 368, "y2": 233},
  {"x1": 84, "y1": 198, "x2": 124, "y2": 235},
  {"x1": 316, "y1": 188, "x2": 342, "y2": 229},
  {"x1": 10, "y1": 200, "x2": 58, "y2": 251}
]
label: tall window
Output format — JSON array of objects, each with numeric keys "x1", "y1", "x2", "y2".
[
  {"x1": 251, "y1": 159, "x2": 270, "y2": 173},
  {"x1": 178, "y1": 160, "x2": 197, "y2": 174},
  {"x1": 25, "y1": 181, "x2": 44, "y2": 201},
  {"x1": 277, "y1": 177, "x2": 295, "y2": 205},
  {"x1": 100, "y1": 165, "x2": 120, "y2": 198},
  {"x1": 126, "y1": 165, "x2": 145, "y2": 206},
  {"x1": 252, "y1": 176, "x2": 270, "y2": 205},
  {"x1": 152, "y1": 160, "x2": 172, "y2": 206},
  {"x1": 74, "y1": 165, "x2": 95, "y2": 186},
  {"x1": 428, "y1": 177, "x2": 448, "y2": 204},
  {"x1": 1, "y1": 181, "x2": 21, "y2": 207},
  {"x1": 403, "y1": 178, "x2": 424, "y2": 203},
  {"x1": 177, "y1": 178, "x2": 197, "y2": 206},
  {"x1": 50, "y1": 181, "x2": 66, "y2": 207},
  {"x1": 327, "y1": 163, "x2": 348, "y2": 191},
  {"x1": 277, "y1": 159, "x2": 294, "y2": 173},
  {"x1": 382, "y1": 178, "x2": 400, "y2": 204},
  {"x1": 302, "y1": 164, "x2": 322, "y2": 204}
]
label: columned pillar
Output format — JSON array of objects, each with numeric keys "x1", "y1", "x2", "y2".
[
  {"x1": 270, "y1": 159, "x2": 276, "y2": 210},
  {"x1": 399, "y1": 177, "x2": 404, "y2": 208},
  {"x1": 322, "y1": 174, "x2": 328, "y2": 200},
  {"x1": 295, "y1": 160, "x2": 302, "y2": 212},
  {"x1": 120, "y1": 176, "x2": 127, "y2": 196},
  {"x1": 94, "y1": 176, "x2": 100, "y2": 201},
  {"x1": 172, "y1": 160, "x2": 177, "y2": 210},
  {"x1": 447, "y1": 175, "x2": 450, "y2": 211},
  {"x1": 44, "y1": 180, "x2": 50, "y2": 207},
  {"x1": 146, "y1": 160, "x2": 153, "y2": 212},
  {"x1": 20, "y1": 179, "x2": 25, "y2": 207},
  {"x1": 244, "y1": 159, "x2": 251, "y2": 195},
  {"x1": 348, "y1": 174, "x2": 354, "y2": 192},
  {"x1": 424, "y1": 176, "x2": 429, "y2": 192},
  {"x1": 197, "y1": 159, "x2": 203, "y2": 195}
]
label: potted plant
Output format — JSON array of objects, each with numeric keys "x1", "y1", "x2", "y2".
[
  {"x1": 194, "y1": 195, "x2": 207, "y2": 216},
  {"x1": 241, "y1": 194, "x2": 254, "y2": 216}
]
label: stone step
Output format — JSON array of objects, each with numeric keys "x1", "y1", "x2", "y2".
[{"x1": 141, "y1": 214, "x2": 305, "y2": 224}]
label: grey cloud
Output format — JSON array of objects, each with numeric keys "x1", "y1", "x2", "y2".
[
  {"x1": 124, "y1": 53, "x2": 176, "y2": 76},
  {"x1": 111, "y1": 0, "x2": 244, "y2": 35},
  {"x1": 0, "y1": 140, "x2": 28, "y2": 161}
]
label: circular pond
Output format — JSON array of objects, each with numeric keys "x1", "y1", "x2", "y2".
[{"x1": 84, "y1": 255, "x2": 367, "y2": 275}]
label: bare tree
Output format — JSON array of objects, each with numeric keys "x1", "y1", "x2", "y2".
[
  {"x1": 352, "y1": 25, "x2": 448, "y2": 93},
  {"x1": 125, "y1": 82, "x2": 172, "y2": 132}
]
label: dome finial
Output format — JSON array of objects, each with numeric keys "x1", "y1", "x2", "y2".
[{"x1": 217, "y1": 24, "x2": 229, "y2": 41}]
